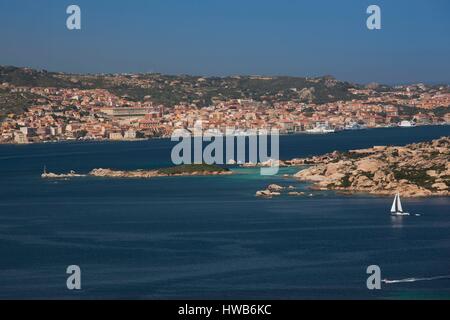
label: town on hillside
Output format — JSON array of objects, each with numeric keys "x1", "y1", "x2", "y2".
[{"x1": 0, "y1": 67, "x2": 449, "y2": 144}]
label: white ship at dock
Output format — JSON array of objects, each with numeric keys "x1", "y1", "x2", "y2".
[{"x1": 306, "y1": 123, "x2": 335, "y2": 134}]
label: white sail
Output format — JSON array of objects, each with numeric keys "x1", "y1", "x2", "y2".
[
  {"x1": 391, "y1": 194, "x2": 398, "y2": 213},
  {"x1": 390, "y1": 193, "x2": 410, "y2": 216},
  {"x1": 396, "y1": 194, "x2": 403, "y2": 213}
]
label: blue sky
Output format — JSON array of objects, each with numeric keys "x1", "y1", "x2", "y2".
[{"x1": 0, "y1": 0, "x2": 449, "y2": 84}]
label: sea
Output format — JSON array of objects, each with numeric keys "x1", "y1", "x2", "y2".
[{"x1": 0, "y1": 125, "x2": 449, "y2": 299}]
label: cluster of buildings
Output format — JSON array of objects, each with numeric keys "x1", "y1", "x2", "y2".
[{"x1": 1, "y1": 83, "x2": 449, "y2": 144}]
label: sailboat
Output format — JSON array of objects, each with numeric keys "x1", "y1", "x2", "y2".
[{"x1": 390, "y1": 193, "x2": 410, "y2": 216}]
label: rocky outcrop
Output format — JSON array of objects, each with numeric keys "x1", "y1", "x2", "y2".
[
  {"x1": 43, "y1": 165, "x2": 232, "y2": 179},
  {"x1": 89, "y1": 168, "x2": 160, "y2": 178},
  {"x1": 293, "y1": 136, "x2": 450, "y2": 197},
  {"x1": 267, "y1": 184, "x2": 284, "y2": 192},
  {"x1": 90, "y1": 167, "x2": 232, "y2": 178},
  {"x1": 256, "y1": 184, "x2": 284, "y2": 198},
  {"x1": 241, "y1": 159, "x2": 287, "y2": 168},
  {"x1": 41, "y1": 170, "x2": 86, "y2": 178},
  {"x1": 255, "y1": 184, "x2": 307, "y2": 198},
  {"x1": 255, "y1": 189, "x2": 281, "y2": 198}
]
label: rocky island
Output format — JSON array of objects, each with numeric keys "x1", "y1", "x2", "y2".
[
  {"x1": 255, "y1": 184, "x2": 306, "y2": 198},
  {"x1": 42, "y1": 164, "x2": 232, "y2": 179},
  {"x1": 293, "y1": 137, "x2": 450, "y2": 197},
  {"x1": 41, "y1": 170, "x2": 86, "y2": 178}
]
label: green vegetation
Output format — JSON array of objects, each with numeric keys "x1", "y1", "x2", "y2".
[
  {"x1": 442, "y1": 176, "x2": 450, "y2": 187},
  {"x1": 341, "y1": 174, "x2": 352, "y2": 188},
  {"x1": 98, "y1": 75, "x2": 358, "y2": 106},
  {"x1": 0, "y1": 66, "x2": 359, "y2": 109},
  {"x1": 1, "y1": 65, "x2": 447, "y2": 121},
  {"x1": 361, "y1": 172, "x2": 375, "y2": 179},
  {"x1": 393, "y1": 168, "x2": 435, "y2": 189},
  {"x1": 390, "y1": 150, "x2": 399, "y2": 157},
  {"x1": 341, "y1": 151, "x2": 371, "y2": 160},
  {"x1": 0, "y1": 66, "x2": 81, "y2": 88},
  {"x1": 158, "y1": 164, "x2": 229, "y2": 175},
  {"x1": 398, "y1": 105, "x2": 450, "y2": 118},
  {"x1": 0, "y1": 89, "x2": 43, "y2": 120},
  {"x1": 433, "y1": 106, "x2": 450, "y2": 117}
]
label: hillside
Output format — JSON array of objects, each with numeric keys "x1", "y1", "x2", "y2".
[
  {"x1": 0, "y1": 88, "x2": 43, "y2": 120},
  {"x1": 0, "y1": 65, "x2": 361, "y2": 108}
]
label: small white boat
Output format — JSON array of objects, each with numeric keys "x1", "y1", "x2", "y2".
[{"x1": 390, "y1": 193, "x2": 410, "y2": 216}]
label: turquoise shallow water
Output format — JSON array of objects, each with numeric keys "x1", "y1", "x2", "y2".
[{"x1": 0, "y1": 125, "x2": 449, "y2": 299}]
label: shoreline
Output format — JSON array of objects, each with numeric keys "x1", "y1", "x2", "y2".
[
  {"x1": 292, "y1": 136, "x2": 450, "y2": 198},
  {"x1": 2, "y1": 123, "x2": 449, "y2": 146},
  {"x1": 42, "y1": 164, "x2": 233, "y2": 180}
]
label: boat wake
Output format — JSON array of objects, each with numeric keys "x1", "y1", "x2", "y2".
[{"x1": 382, "y1": 275, "x2": 450, "y2": 284}]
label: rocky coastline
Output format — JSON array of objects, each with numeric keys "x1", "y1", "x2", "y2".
[
  {"x1": 41, "y1": 170, "x2": 86, "y2": 178},
  {"x1": 255, "y1": 184, "x2": 307, "y2": 198},
  {"x1": 42, "y1": 164, "x2": 232, "y2": 179},
  {"x1": 89, "y1": 167, "x2": 232, "y2": 178},
  {"x1": 293, "y1": 137, "x2": 450, "y2": 197}
]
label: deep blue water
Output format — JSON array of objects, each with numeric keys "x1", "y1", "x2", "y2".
[{"x1": 0, "y1": 125, "x2": 449, "y2": 299}]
